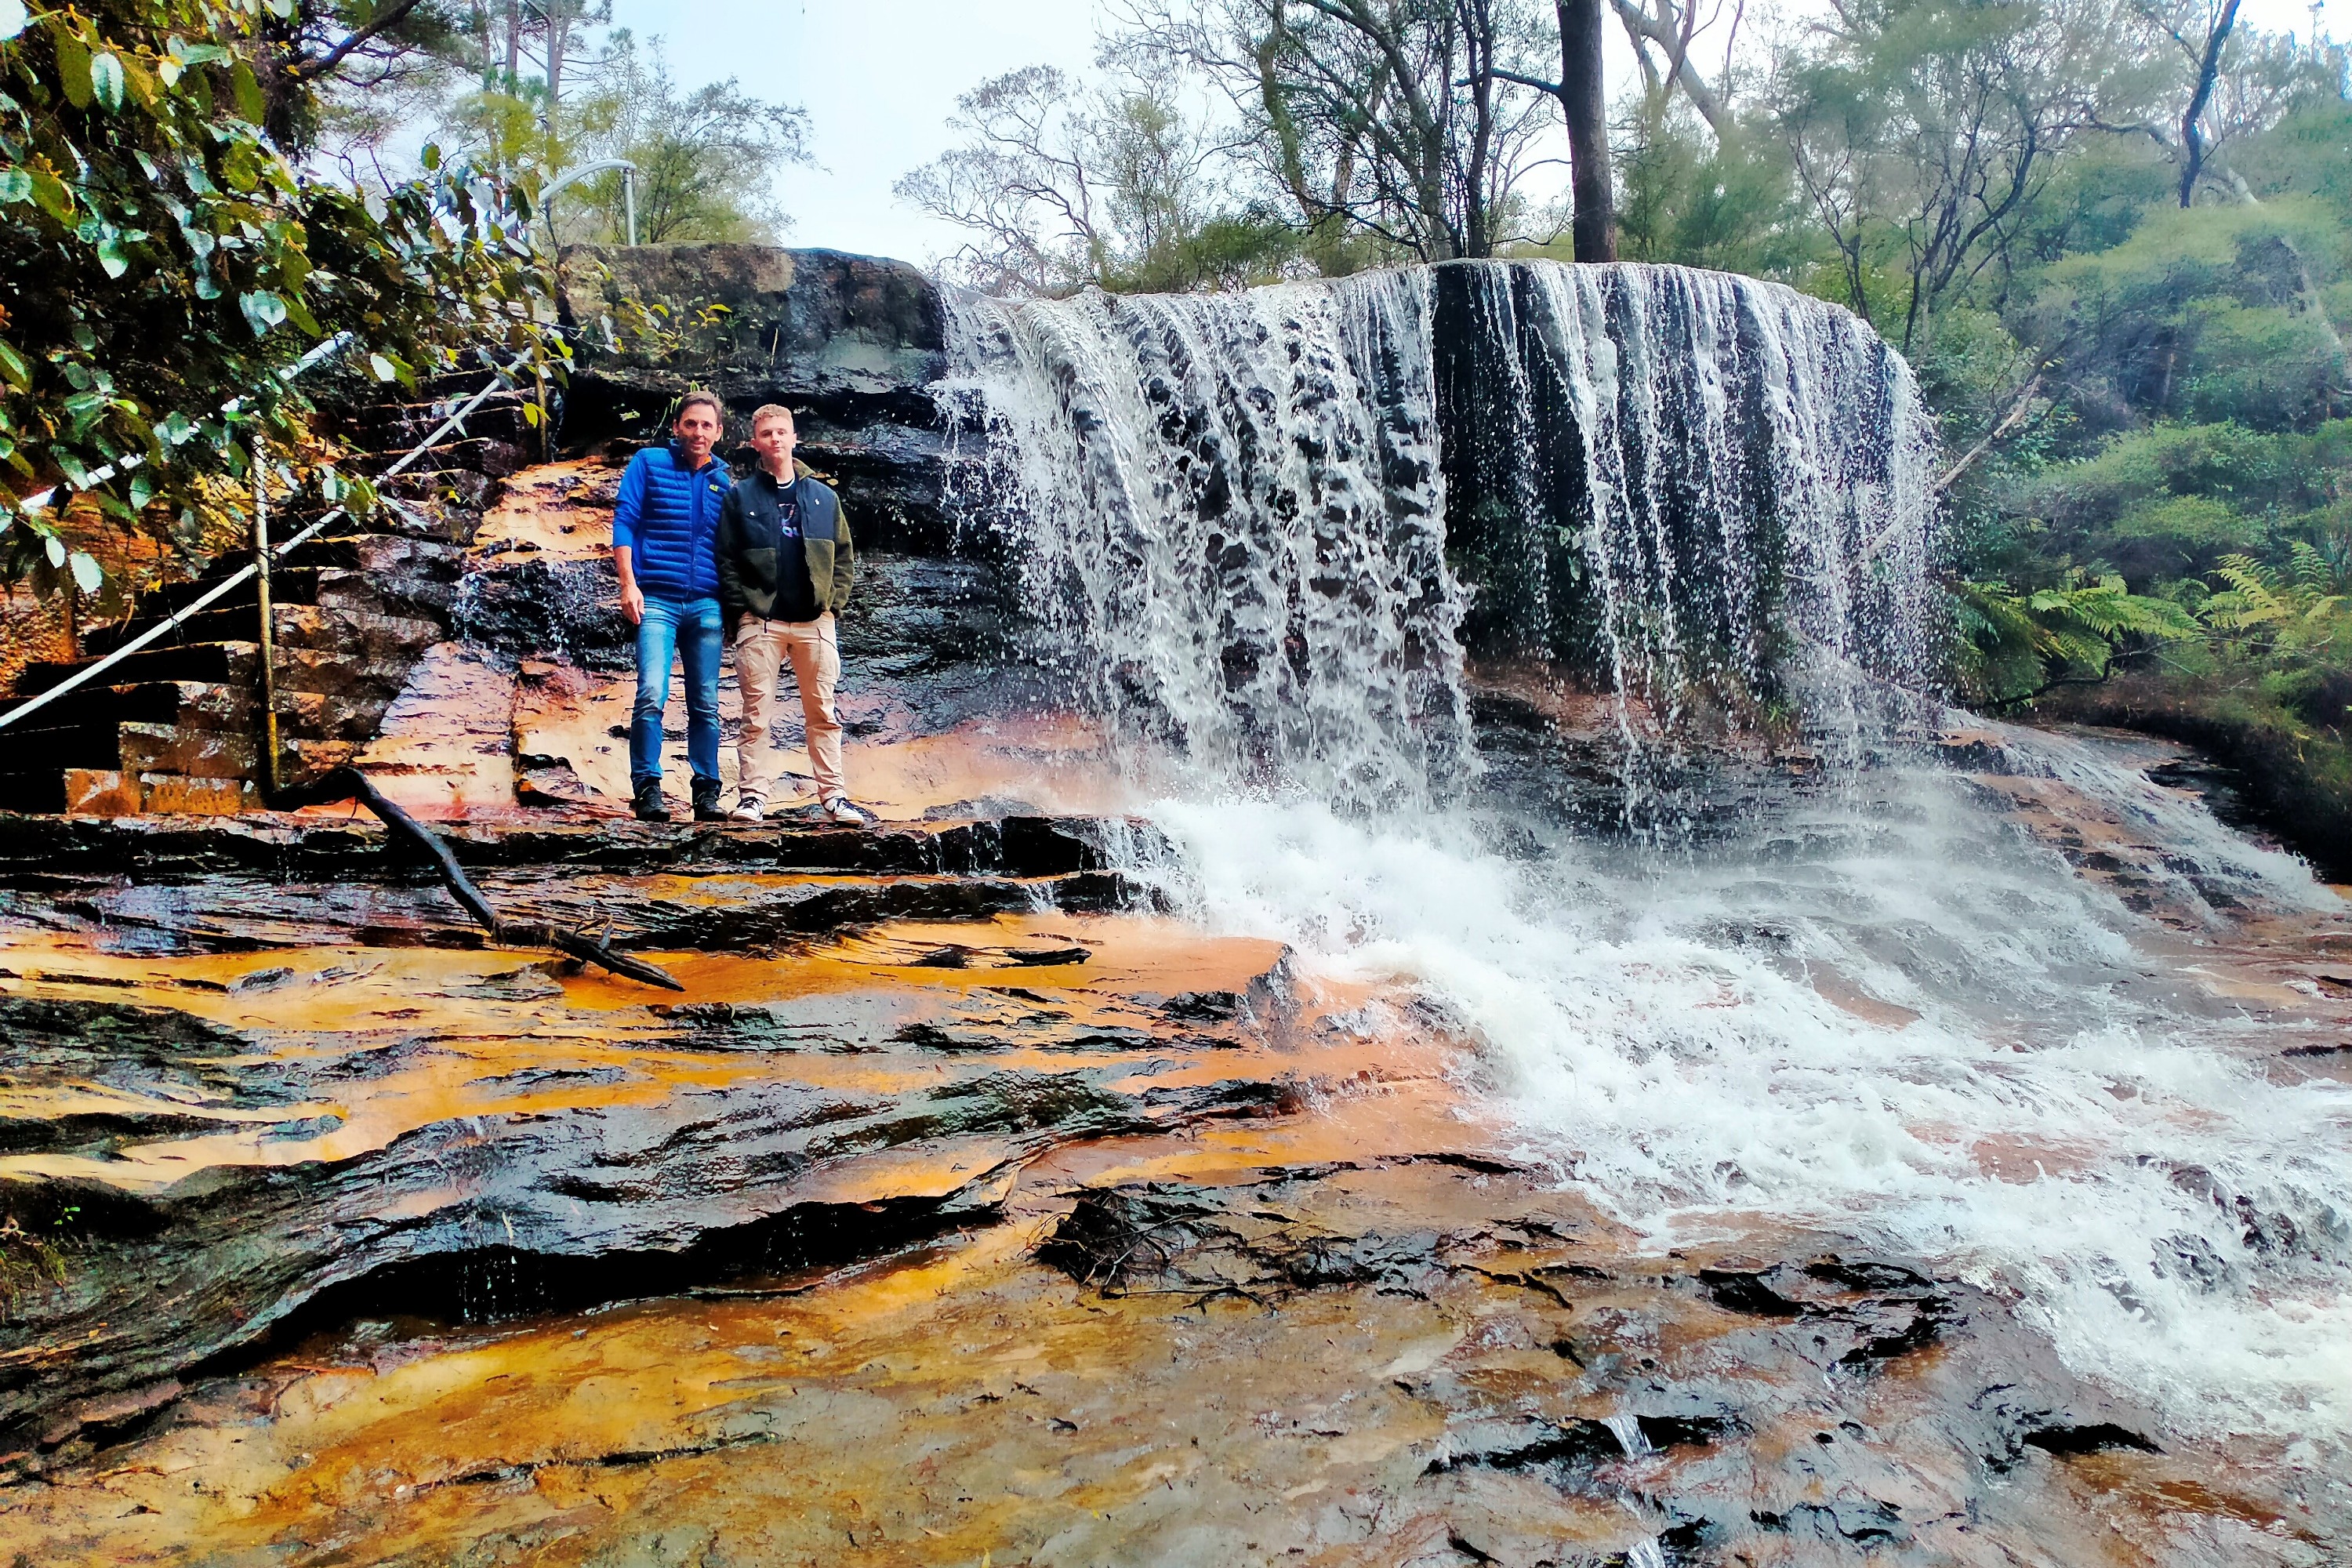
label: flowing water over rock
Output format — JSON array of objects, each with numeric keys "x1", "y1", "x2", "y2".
[
  {"x1": 947, "y1": 260, "x2": 2352, "y2": 1503},
  {"x1": 4, "y1": 258, "x2": 2348, "y2": 1565},
  {"x1": 943, "y1": 260, "x2": 1941, "y2": 814},
  {"x1": 941, "y1": 268, "x2": 1472, "y2": 808}
]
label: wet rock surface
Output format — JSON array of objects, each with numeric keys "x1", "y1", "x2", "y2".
[
  {"x1": 0, "y1": 748, "x2": 2347, "y2": 1561},
  {"x1": 0, "y1": 910, "x2": 1309, "y2": 1452},
  {"x1": 4, "y1": 1121, "x2": 2343, "y2": 1566}
]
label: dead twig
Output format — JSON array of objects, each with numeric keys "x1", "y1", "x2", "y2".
[{"x1": 270, "y1": 766, "x2": 684, "y2": 992}]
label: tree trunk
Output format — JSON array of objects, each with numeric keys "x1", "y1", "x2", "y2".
[
  {"x1": 1559, "y1": 0, "x2": 1615, "y2": 261},
  {"x1": 503, "y1": 0, "x2": 522, "y2": 87},
  {"x1": 2178, "y1": 0, "x2": 2241, "y2": 208},
  {"x1": 546, "y1": 2, "x2": 567, "y2": 142}
]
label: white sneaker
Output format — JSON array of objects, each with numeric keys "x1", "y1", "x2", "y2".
[
  {"x1": 731, "y1": 797, "x2": 766, "y2": 822},
  {"x1": 823, "y1": 796, "x2": 878, "y2": 826}
]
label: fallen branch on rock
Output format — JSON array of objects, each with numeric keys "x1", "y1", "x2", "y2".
[{"x1": 270, "y1": 766, "x2": 684, "y2": 991}]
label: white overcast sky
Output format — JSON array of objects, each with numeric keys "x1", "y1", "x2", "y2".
[{"x1": 607, "y1": 0, "x2": 2336, "y2": 267}]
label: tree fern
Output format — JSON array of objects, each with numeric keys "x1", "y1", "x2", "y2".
[{"x1": 1953, "y1": 573, "x2": 2201, "y2": 706}]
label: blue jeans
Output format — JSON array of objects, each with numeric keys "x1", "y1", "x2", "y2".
[{"x1": 630, "y1": 595, "x2": 723, "y2": 786}]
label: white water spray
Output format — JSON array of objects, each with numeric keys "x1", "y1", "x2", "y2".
[{"x1": 1146, "y1": 773, "x2": 2350, "y2": 1443}]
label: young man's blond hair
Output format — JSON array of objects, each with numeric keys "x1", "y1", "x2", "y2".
[{"x1": 750, "y1": 403, "x2": 793, "y2": 434}]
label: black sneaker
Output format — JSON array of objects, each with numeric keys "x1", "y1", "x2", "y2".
[
  {"x1": 691, "y1": 777, "x2": 726, "y2": 822},
  {"x1": 631, "y1": 779, "x2": 670, "y2": 822}
]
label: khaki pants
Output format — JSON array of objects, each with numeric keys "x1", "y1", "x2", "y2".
[{"x1": 733, "y1": 613, "x2": 844, "y2": 804}]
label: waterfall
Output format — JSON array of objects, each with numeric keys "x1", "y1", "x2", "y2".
[
  {"x1": 1436, "y1": 262, "x2": 1940, "y2": 786},
  {"x1": 938, "y1": 270, "x2": 1472, "y2": 810},
  {"x1": 941, "y1": 260, "x2": 1940, "y2": 808}
]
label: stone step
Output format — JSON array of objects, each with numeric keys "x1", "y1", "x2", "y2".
[
  {"x1": 53, "y1": 769, "x2": 261, "y2": 817},
  {"x1": 7, "y1": 865, "x2": 1156, "y2": 949},
  {"x1": 15, "y1": 640, "x2": 256, "y2": 696},
  {"x1": 344, "y1": 390, "x2": 536, "y2": 451},
  {"x1": 0, "y1": 680, "x2": 240, "y2": 728},
  {"x1": 131, "y1": 563, "x2": 318, "y2": 618},
  {"x1": 78, "y1": 546, "x2": 459, "y2": 662},
  {"x1": 84, "y1": 570, "x2": 327, "y2": 655},
  {"x1": 0, "y1": 812, "x2": 1167, "y2": 883},
  {"x1": 0, "y1": 764, "x2": 251, "y2": 818},
  {"x1": 278, "y1": 603, "x2": 448, "y2": 656},
  {"x1": 0, "y1": 719, "x2": 131, "y2": 771},
  {"x1": 80, "y1": 603, "x2": 447, "y2": 670},
  {"x1": 352, "y1": 435, "x2": 527, "y2": 480},
  {"x1": 118, "y1": 723, "x2": 259, "y2": 779},
  {"x1": 0, "y1": 769, "x2": 65, "y2": 814},
  {"x1": 376, "y1": 470, "x2": 497, "y2": 540}
]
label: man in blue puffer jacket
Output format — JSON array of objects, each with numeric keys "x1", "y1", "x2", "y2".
[{"x1": 612, "y1": 390, "x2": 735, "y2": 821}]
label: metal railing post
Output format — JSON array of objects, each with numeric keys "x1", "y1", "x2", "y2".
[{"x1": 252, "y1": 448, "x2": 281, "y2": 795}]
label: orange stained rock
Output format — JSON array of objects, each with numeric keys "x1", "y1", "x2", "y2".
[
  {"x1": 469, "y1": 457, "x2": 622, "y2": 562},
  {"x1": 0, "y1": 912, "x2": 1332, "y2": 1196},
  {"x1": 338, "y1": 642, "x2": 524, "y2": 819}
]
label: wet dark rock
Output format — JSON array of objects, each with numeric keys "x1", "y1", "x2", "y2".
[
  {"x1": 2021, "y1": 1419, "x2": 2165, "y2": 1457},
  {"x1": 3, "y1": 868, "x2": 1157, "y2": 958},
  {"x1": 453, "y1": 551, "x2": 631, "y2": 672},
  {"x1": 1963, "y1": 1381, "x2": 2167, "y2": 1474},
  {"x1": 1750, "y1": 1498, "x2": 1911, "y2": 1548},
  {"x1": 1425, "y1": 1415, "x2": 1628, "y2": 1472},
  {"x1": 1039, "y1": 1181, "x2": 1425, "y2": 1301},
  {"x1": 0, "y1": 811, "x2": 1169, "y2": 883},
  {"x1": 1697, "y1": 1264, "x2": 1806, "y2": 1317},
  {"x1": 1020, "y1": 1169, "x2": 2218, "y2": 1564}
]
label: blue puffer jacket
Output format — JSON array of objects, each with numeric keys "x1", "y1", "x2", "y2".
[{"x1": 612, "y1": 441, "x2": 731, "y2": 601}]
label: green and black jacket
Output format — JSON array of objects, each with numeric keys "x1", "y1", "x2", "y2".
[{"x1": 714, "y1": 460, "x2": 855, "y2": 630}]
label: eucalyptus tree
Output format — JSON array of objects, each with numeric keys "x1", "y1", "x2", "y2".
[
  {"x1": 1766, "y1": 0, "x2": 2169, "y2": 353},
  {"x1": 897, "y1": 63, "x2": 1294, "y2": 294},
  {"x1": 1113, "y1": 0, "x2": 1559, "y2": 264},
  {"x1": 566, "y1": 35, "x2": 809, "y2": 244}
]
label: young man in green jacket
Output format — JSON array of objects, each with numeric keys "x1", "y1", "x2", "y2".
[{"x1": 715, "y1": 404, "x2": 874, "y2": 824}]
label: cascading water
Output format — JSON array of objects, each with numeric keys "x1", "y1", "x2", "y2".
[
  {"x1": 1436, "y1": 262, "x2": 1942, "y2": 813},
  {"x1": 941, "y1": 260, "x2": 2351, "y2": 1451},
  {"x1": 944, "y1": 260, "x2": 1943, "y2": 809},
  {"x1": 938, "y1": 270, "x2": 1472, "y2": 809}
]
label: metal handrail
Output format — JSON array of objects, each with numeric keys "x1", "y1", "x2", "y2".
[
  {"x1": 542, "y1": 158, "x2": 638, "y2": 248},
  {"x1": 3, "y1": 332, "x2": 357, "y2": 532},
  {"x1": 0, "y1": 359, "x2": 526, "y2": 733}
]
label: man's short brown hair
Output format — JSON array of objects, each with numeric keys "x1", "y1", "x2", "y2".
[
  {"x1": 750, "y1": 404, "x2": 795, "y2": 434},
  {"x1": 676, "y1": 390, "x2": 724, "y2": 426}
]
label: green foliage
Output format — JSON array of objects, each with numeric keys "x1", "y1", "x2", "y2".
[
  {"x1": 2007, "y1": 419, "x2": 2351, "y2": 579},
  {"x1": 2024, "y1": 201, "x2": 2350, "y2": 435},
  {"x1": 1955, "y1": 572, "x2": 2203, "y2": 704},
  {"x1": 1613, "y1": 106, "x2": 1810, "y2": 276},
  {"x1": 528, "y1": 34, "x2": 808, "y2": 246},
  {"x1": 0, "y1": 0, "x2": 562, "y2": 593},
  {"x1": 2203, "y1": 542, "x2": 2352, "y2": 726}
]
